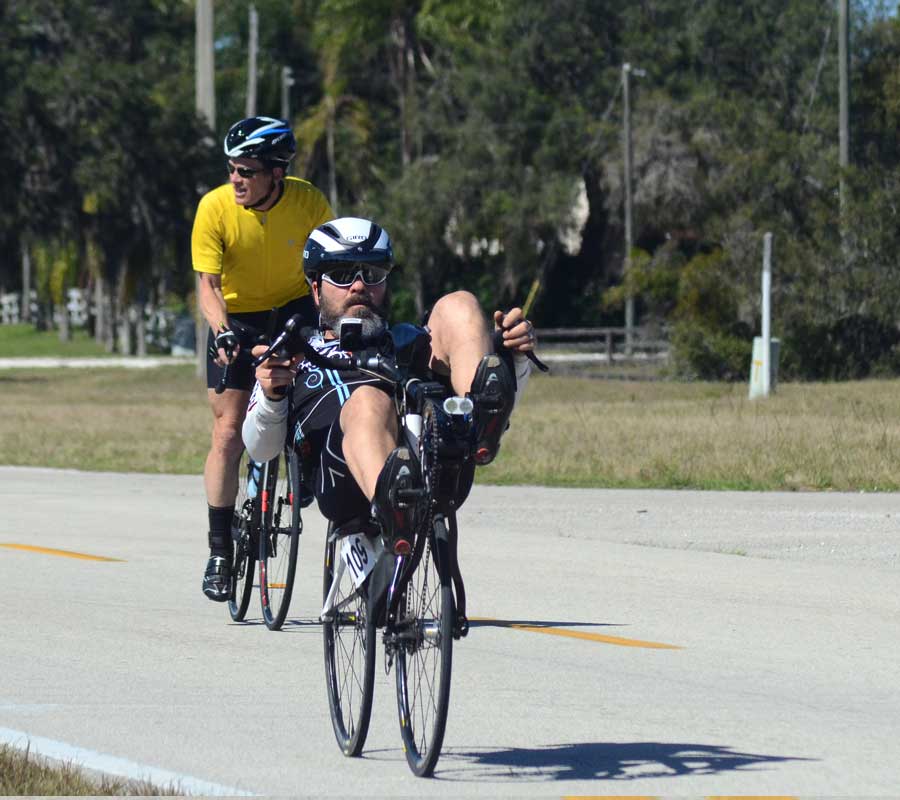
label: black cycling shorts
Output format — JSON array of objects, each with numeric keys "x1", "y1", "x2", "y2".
[
  {"x1": 206, "y1": 295, "x2": 316, "y2": 391},
  {"x1": 310, "y1": 419, "x2": 372, "y2": 524}
]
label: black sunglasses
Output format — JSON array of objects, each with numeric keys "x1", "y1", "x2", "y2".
[
  {"x1": 320, "y1": 264, "x2": 391, "y2": 287},
  {"x1": 227, "y1": 162, "x2": 266, "y2": 178}
]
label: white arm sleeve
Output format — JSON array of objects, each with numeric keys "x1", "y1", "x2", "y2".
[
  {"x1": 512, "y1": 353, "x2": 532, "y2": 410},
  {"x1": 242, "y1": 382, "x2": 289, "y2": 463}
]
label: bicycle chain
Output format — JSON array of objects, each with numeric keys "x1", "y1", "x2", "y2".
[{"x1": 417, "y1": 400, "x2": 441, "y2": 619}]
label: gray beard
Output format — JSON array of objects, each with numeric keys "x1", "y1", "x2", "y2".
[{"x1": 320, "y1": 304, "x2": 387, "y2": 341}]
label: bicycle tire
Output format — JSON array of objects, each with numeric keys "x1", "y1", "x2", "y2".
[
  {"x1": 394, "y1": 517, "x2": 454, "y2": 777},
  {"x1": 259, "y1": 449, "x2": 301, "y2": 630},
  {"x1": 229, "y1": 451, "x2": 259, "y2": 622},
  {"x1": 322, "y1": 521, "x2": 376, "y2": 756}
]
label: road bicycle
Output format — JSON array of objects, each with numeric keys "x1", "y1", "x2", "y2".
[
  {"x1": 228, "y1": 446, "x2": 302, "y2": 630},
  {"x1": 217, "y1": 325, "x2": 304, "y2": 631},
  {"x1": 253, "y1": 315, "x2": 545, "y2": 776}
]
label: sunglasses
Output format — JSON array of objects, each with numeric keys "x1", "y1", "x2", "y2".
[
  {"x1": 227, "y1": 162, "x2": 266, "y2": 178},
  {"x1": 320, "y1": 264, "x2": 391, "y2": 287}
]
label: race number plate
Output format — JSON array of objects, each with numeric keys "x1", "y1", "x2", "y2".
[{"x1": 340, "y1": 533, "x2": 378, "y2": 588}]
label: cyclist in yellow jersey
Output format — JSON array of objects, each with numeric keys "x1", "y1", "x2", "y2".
[{"x1": 192, "y1": 116, "x2": 334, "y2": 602}]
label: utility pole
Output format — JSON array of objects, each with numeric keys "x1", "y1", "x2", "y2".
[
  {"x1": 195, "y1": 0, "x2": 215, "y2": 374},
  {"x1": 838, "y1": 0, "x2": 849, "y2": 217},
  {"x1": 761, "y1": 232, "x2": 773, "y2": 397},
  {"x1": 281, "y1": 65, "x2": 294, "y2": 121},
  {"x1": 622, "y1": 62, "x2": 645, "y2": 355},
  {"x1": 246, "y1": 4, "x2": 258, "y2": 117},
  {"x1": 195, "y1": 0, "x2": 215, "y2": 132}
]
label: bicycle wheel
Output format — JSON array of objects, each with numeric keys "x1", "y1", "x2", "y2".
[
  {"x1": 229, "y1": 452, "x2": 259, "y2": 622},
  {"x1": 322, "y1": 522, "x2": 376, "y2": 756},
  {"x1": 394, "y1": 517, "x2": 454, "y2": 777},
  {"x1": 259, "y1": 450, "x2": 301, "y2": 630}
]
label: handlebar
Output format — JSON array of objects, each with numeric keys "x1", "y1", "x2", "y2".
[
  {"x1": 211, "y1": 316, "x2": 276, "y2": 394},
  {"x1": 251, "y1": 314, "x2": 405, "y2": 384},
  {"x1": 251, "y1": 312, "x2": 549, "y2": 388}
]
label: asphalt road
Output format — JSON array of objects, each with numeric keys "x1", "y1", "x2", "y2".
[{"x1": 1, "y1": 466, "x2": 898, "y2": 796}]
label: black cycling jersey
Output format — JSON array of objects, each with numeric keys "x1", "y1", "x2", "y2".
[{"x1": 286, "y1": 334, "x2": 395, "y2": 523}]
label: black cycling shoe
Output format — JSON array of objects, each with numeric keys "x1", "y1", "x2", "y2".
[
  {"x1": 468, "y1": 353, "x2": 516, "y2": 465},
  {"x1": 202, "y1": 555, "x2": 231, "y2": 602},
  {"x1": 370, "y1": 447, "x2": 422, "y2": 556}
]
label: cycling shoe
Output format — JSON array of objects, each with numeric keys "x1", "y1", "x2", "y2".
[
  {"x1": 370, "y1": 447, "x2": 422, "y2": 556},
  {"x1": 468, "y1": 353, "x2": 515, "y2": 465},
  {"x1": 202, "y1": 555, "x2": 231, "y2": 602}
]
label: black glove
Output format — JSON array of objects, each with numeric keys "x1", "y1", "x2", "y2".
[{"x1": 214, "y1": 329, "x2": 239, "y2": 360}]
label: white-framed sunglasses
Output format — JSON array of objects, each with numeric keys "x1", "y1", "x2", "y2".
[{"x1": 320, "y1": 264, "x2": 391, "y2": 287}]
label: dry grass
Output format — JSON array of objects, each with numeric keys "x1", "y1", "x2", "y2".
[
  {"x1": 0, "y1": 367, "x2": 210, "y2": 474},
  {"x1": 492, "y1": 374, "x2": 900, "y2": 491},
  {"x1": 2, "y1": 365, "x2": 900, "y2": 490},
  {"x1": 0, "y1": 744, "x2": 175, "y2": 795}
]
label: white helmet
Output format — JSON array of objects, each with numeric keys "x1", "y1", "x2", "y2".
[{"x1": 303, "y1": 217, "x2": 394, "y2": 284}]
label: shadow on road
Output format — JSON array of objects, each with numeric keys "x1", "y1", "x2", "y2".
[{"x1": 438, "y1": 741, "x2": 813, "y2": 782}]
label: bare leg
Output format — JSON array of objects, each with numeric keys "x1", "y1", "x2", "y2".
[
  {"x1": 339, "y1": 385, "x2": 398, "y2": 500},
  {"x1": 427, "y1": 290, "x2": 492, "y2": 396},
  {"x1": 205, "y1": 388, "x2": 251, "y2": 506}
]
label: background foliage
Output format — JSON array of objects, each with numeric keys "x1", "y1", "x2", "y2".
[{"x1": 1, "y1": 0, "x2": 898, "y2": 378}]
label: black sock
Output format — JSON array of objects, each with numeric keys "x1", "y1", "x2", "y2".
[{"x1": 208, "y1": 505, "x2": 235, "y2": 560}]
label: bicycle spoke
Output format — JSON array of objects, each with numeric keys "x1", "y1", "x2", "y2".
[
  {"x1": 395, "y1": 522, "x2": 453, "y2": 777},
  {"x1": 260, "y1": 451, "x2": 301, "y2": 630},
  {"x1": 323, "y1": 527, "x2": 375, "y2": 757}
]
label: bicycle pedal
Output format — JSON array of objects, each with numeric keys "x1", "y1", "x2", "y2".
[{"x1": 395, "y1": 487, "x2": 425, "y2": 503}]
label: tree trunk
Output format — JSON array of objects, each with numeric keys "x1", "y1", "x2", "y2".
[
  {"x1": 135, "y1": 305, "x2": 147, "y2": 357},
  {"x1": 94, "y1": 273, "x2": 107, "y2": 346},
  {"x1": 58, "y1": 301, "x2": 71, "y2": 342},
  {"x1": 326, "y1": 95, "x2": 338, "y2": 212},
  {"x1": 21, "y1": 241, "x2": 31, "y2": 324},
  {"x1": 412, "y1": 269, "x2": 424, "y2": 320}
]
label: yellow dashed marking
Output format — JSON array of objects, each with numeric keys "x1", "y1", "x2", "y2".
[
  {"x1": 473, "y1": 618, "x2": 681, "y2": 650},
  {"x1": 0, "y1": 543, "x2": 124, "y2": 562}
]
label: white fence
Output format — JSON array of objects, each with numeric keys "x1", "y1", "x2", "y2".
[{"x1": 0, "y1": 289, "x2": 194, "y2": 354}]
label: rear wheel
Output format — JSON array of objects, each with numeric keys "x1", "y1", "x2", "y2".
[
  {"x1": 322, "y1": 522, "x2": 376, "y2": 756},
  {"x1": 260, "y1": 450, "x2": 301, "y2": 630},
  {"x1": 229, "y1": 452, "x2": 259, "y2": 622},
  {"x1": 394, "y1": 518, "x2": 453, "y2": 777}
]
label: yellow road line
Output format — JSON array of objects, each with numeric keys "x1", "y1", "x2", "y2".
[
  {"x1": 0, "y1": 543, "x2": 124, "y2": 562},
  {"x1": 564, "y1": 795, "x2": 796, "y2": 800},
  {"x1": 564, "y1": 796, "x2": 657, "y2": 799},
  {"x1": 472, "y1": 618, "x2": 681, "y2": 650}
]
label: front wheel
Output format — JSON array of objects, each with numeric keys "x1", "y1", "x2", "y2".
[
  {"x1": 229, "y1": 451, "x2": 259, "y2": 622},
  {"x1": 322, "y1": 522, "x2": 376, "y2": 756},
  {"x1": 394, "y1": 518, "x2": 454, "y2": 777},
  {"x1": 259, "y1": 450, "x2": 301, "y2": 630}
]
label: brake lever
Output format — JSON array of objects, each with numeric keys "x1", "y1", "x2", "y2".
[
  {"x1": 524, "y1": 350, "x2": 550, "y2": 372},
  {"x1": 213, "y1": 340, "x2": 238, "y2": 394}
]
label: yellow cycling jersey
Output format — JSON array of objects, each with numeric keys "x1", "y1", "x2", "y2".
[{"x1": 191, "y1": 177, "x2": 333, "y2": 313}]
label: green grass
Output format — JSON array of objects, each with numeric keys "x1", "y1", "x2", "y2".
[
  {"x1": 0, "y1": 323, "x2": 112, "y2": 357},
  {"x1": 0, "y1": 744, "x2": 175, "y2": 795},
  {"x1": 1, "y1": 363, "x2": 899, "y2": 490}
]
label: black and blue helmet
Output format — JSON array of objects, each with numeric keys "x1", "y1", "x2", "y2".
[{"x1": 223, "y1": 116, "x2": 295, "y2": 169}]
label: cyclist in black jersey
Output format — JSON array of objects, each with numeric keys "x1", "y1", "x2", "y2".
[{"x1": 242, "y1": 217, "x2": 536, "y2": 547}]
